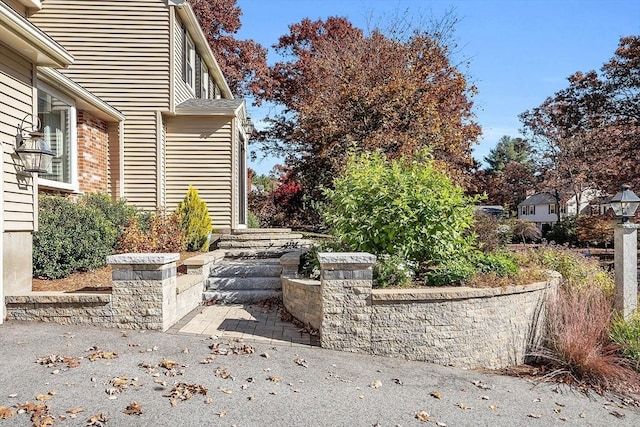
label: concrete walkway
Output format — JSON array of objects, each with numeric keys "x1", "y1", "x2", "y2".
[{"x1": 167, "y1": 303, "x2": 320, "y2": 347}]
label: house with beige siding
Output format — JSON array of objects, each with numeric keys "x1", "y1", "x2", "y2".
[
  {"x1": 30, "y1": 0, "x2": 251, "y2": 230},
  {"x1": 1, "y1": 0, "x2": 125, "y2": 322},
  {"x1": 1, "y1": 0, "x2": 247, "y2": 322}
]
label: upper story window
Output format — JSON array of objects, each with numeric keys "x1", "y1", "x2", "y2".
[
  {"x1": 37, "y1": 85, "x2": 77, "y2": 190},
  {"x1": 549, "y1": 204, "x2": 556, "y2": 214},
  {"x1": 184, "y1": 32, "x2": 196, "y2": 91},
  {"x1": 521, "y1": 206, "x2": 526, "y2": 216},
  {"x1": 201, "y1": 61, "x2": 209, "y2": 99}
]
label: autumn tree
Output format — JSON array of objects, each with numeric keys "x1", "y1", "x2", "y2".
[
  {"x1": 189, "y1": 0, "x2": 269, "y2": 96},
  {"x1": 254, "y1": 16, "x2": 480, "y2": 224},
  {"x1": 520, "y1": 35, "x2": 640, "y2": 198}
]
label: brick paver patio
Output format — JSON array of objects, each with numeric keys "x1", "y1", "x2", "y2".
[{"x1": 167, "y1": 304, "x2": 320, "y2": 347}]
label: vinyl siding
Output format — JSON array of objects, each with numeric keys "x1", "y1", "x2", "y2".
[
  {"x1": 0, "y1": 42, "x2": 35, "y2": 232},
  {"x1": 173, "y1": 14, "x2": 194, "y2": 105},
  {"x1": 165, "y1": 116, "x2": 233, "y2": 229},
  {"x1": 30, "y1": 0, "x2": 171, "y2": 209}
]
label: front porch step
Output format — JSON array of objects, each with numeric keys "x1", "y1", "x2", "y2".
[
  {"x1": 221, "y1": 233, "x2": 304, "y2": 241},
  {"x1": 206, "y1": 277, "x2": 282, "y2": 291},
  {"x1": 222, "y1": 248, "x2": 299, "y2": 259},
  {"x1": 203, "y1": 290, "x2": 282, "y2": 304},
  {"x1": 210, "y1": 260, "x2": 281, "y2": 277},
  {"x1": 231, "y1": 228, "x2": 292, "y2": 235},
  {"x1": 217, "y1": 239, "x2": 313, "y2": 249}
]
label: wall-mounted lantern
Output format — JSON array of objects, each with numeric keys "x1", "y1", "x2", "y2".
[{"x1": 15, "y1": 115, "x2": 53, "y2": 174}]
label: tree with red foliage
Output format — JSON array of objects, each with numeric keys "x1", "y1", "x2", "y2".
[
  {"x1": 254, "y1": 15, "x2": 480, "y2": 226},
  {"x1": 189, "y1": 0, "x2": 269, "y2": 97},
  {"x1": 520, "y1": 35, "x2": 640, "y2": 196}
]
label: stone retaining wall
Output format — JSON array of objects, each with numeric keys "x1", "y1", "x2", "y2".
[
  {"x1": 281, "y1": 252, "x2": 558, "y2": 369},
  {"x1": 5, "y1": 251, "x2": 223, "y2": 330}
]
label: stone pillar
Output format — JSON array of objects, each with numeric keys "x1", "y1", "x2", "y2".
[
  {"x1": 614, "y1": 223, "x2": 639, "y2": 318},
  {"x1": 318, "y1": 252, "x2": 376, "y2": 353},
  {"x1": 107, "y1": 253, "x2": 179, "y2": 331}
]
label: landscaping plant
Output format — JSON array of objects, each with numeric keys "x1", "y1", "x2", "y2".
[
  {"x1": 33, "y1": 195, "x2": 117, "y2": 279},
  {"x1": 175, "y1": 185, "x2": 213, "y2": 251},
  {"x1": 118, "y1": 212, "x2": 186, "y2": 253}
]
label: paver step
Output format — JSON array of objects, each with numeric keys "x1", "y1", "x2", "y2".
[
  {"x1": 217, "y1": 239, "x2": 312, "y2": 249},
  {"x1": 203, "y1": 290, "x2": 282, "y2": 304},
  {"x1": 209, "y1": 262, "x2": 282, "y2": 278},
  {"x1": 206, "y1": 277, "x2": 282, "y2": 291},
  {"x1": 230, "y1": 228, "x2": 292, "y2": 235},
  {"x1": 222, "y1": 248, "x2": 303, "y2": 259},
  {"x1": 220, "y1": 233, "x2": 304, "y2": 241}
]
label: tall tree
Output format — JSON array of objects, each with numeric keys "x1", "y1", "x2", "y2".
[
  {"x1": 189, "y1": 0, "x2": 269, "y2": 97},
  {"x1": 520, "y1": 35, "x2": 640, "y2": 196},
  {"x1": 483, "y1": 136, "x2": 532, "y2": 175},
  {"x1": 254, "y1": 16, "x2": 480, "y2": 218}
]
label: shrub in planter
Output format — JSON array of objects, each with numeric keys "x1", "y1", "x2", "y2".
[
  {"x1": 324, "y1": 150, "x2": 478, "y2": 265},
  {"x1": 78, "y1": 193, "x2": 137, "y2": 245},
  {"x1": 175, "y1": 185, "x2": 212, "y2": 251},
  {"x1": 118, "y1": 211, "x2": 186, "y2": 253},
  {"x1": 33, "y1": 195, "x2": 117, "y2": 279}
]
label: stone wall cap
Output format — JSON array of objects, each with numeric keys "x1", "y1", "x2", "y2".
[
  {"x1": 372, "y1": 281, "x2": 551, "y2": 302},
  {"x1": 318, "y1": 252, "x2": 376, "y2": 265},
  {"x1": 183, "y1": 250, "x2": 225, "y2": 266},
  {"x1": 107, "y1": 253, "x2": 179, "y2": 264}
]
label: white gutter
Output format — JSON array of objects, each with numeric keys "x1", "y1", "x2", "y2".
[{"x1": 0, "y1": 1, "x2": 73, "y2": 67}]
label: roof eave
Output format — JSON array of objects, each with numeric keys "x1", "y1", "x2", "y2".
[
  {"x1": 38, "y1": 67, "x2": 125, "y2": 122},
  {"x1": 0, "y1": 2, "x2": 73, "y2": 67}
]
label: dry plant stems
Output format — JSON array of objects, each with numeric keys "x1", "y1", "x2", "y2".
[{"x1": 535, "y1": 284, "x2": 640, "y2": 396}]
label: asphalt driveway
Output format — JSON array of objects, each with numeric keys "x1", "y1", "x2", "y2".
[{"x1": 0, "y1": 320, "x2": 638, "y2": 426}]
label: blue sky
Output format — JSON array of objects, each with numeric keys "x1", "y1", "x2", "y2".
[{"x1": 235, "y1": 0, "x2": 640, "y2": 175}]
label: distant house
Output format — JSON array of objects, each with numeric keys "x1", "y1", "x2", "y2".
[{"x1": 517, "y1": 189, "x2": 607, "y2": 231}]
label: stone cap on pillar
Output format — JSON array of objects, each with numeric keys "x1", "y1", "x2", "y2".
[
  {"x1": 107, "y1": 253, "x2": 180, "y2": 265},
  {"x1": 318, "y1": 252, "x2": 376, "y2": 270}
]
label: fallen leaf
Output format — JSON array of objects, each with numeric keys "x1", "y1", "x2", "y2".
[
  {"x1": 415, "y1": 411, "x2": 430, "y2": 422},
  {"x1": 218, "y1": 388, "x2": 233, "y2": 395},
  {"x1": 261, "y1": 352, "x2": 270, "y2": 358},
  {"x1": 0, "y1": 406, "x2": 14, "y2": 420},
  {"x1": 123, "y1": 402, "x2": 143, "y2": 416},
  {"x1": 66, "y1": 407, "x2": 85, "y2": 414},
  {"x1": 86, "y1": 412, "x2": 108, "y2": 426},
  {"x1": 248, "y1": 395, "x2": 255, "y2": 401},
  {"x1": 216, "y1": 411, "x2": 228, "y2": 417},
  {"x1": 215, "y1": 367, "x2": 232, "y2": 379},
  {"x1": 579, "y1": 413, "x2": 586, "y2": 418},
  {"x1": 436, "y1": 422, "x2": 447, "y2": 427},
  {"x1": 489, "y1": 405, "x2": 498, "y2": 410},
  {"x1": 164, "y1": 383, "x2": 207, "y2": 404},
  {"x1": 472, "y1": 380, "x2": 493, "y2": 390},
  {"x1": 559, "y1": 417, "x2": 567, "y2": 421},
  {"x1": 610, "y1": 411, "x2": 626, "y2": 419},
  {"x1": 457, "y1": 403, "x2": 471, "y2": 410},
  {"x1": 35, "y1": 394, "x2": 52, "y2": 401},
  {"x1": 430, "y1": 391, "x2": 442, "y2": 399},
  {"x1": 268, "y1": 376, "x2": 280, "y2": 383},
  {"x1": 528, "y1": 413, "x2": 542, "y2": 419},
  {"x1": 204, "y1": 397, "x2": 213, "y2": 405},
  {"x1": 392, "y1": 378, "x2": 403, "y2": 386},
  {"x1": 160, "y1": 359, "x2": 179, "y2": 370},
  {"x1": 88, "y1": 351, "x2": 118, "y2": 362},
  {"x1": 7, "y1": 394, "x2": 17, "y2": 398},
  {"x1": 270, "y1": 391, "x2": 278, "y2": 395},
  {"x1": 294, "y1": 357, "x2": 308, "y2": 368},
  {"x1": 33, "y1": 415, "x2": 55, "y2": 427},
  {"x1": 182, "y1": 348, "x2": 189, "y2": 354},
  {"x1": 369, "y1": 380, "x2": 382, "y2": 389}
]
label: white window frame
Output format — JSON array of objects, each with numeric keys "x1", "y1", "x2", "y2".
[
  {"x1": 201, "y1": 61, "x2": 209, "y2": 99},
  {"x1": 184, "y1": 32, "x2": 196, "y2": 91},
  {"x1": 37, "y1": 82, "x2": 78, "y2": 192}
]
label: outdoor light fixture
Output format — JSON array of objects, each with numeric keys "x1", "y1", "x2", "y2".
[
  {"x1": 609, "y1": 184, "x2": 640, "y2": 222},
  {"x1": 243, "y1": 117, "x2": 255, "y2": 135},
  {"x1": 15, "y1": 115, "x2": 54, "y2": 174}
]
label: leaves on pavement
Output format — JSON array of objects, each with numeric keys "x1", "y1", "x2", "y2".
[
  {"x1": 0, "y1": 406, "x2": 14, "y2": 420},
  {"x1": 36, "y1": 354, "x2": 80, "y2": 369},
  {"x1": 88, "y1": 350, "x2": 118, "y2": 362},
  {"x1": 164, "y1": 383, "x2": 208, "y2": 404},
  {"x1": 123, "y1": 402, "x2": 143, "y2": 416},
  {"x1": 209, "y1": 340, "x2": 255, "y2": 355},
  {"x1": 86, "y1": 412, "x2": 108, "y2": 426},
  {"x1": 294, "y1": 357, "x2": 308, "y2": 368},
  {"x1": 415, "y1": 411, "x2": 430, "y2": 422}
]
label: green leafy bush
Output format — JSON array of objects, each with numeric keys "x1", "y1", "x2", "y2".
[
  {"x1": 175, "y1": 185, "x2": 213, "y2": 251},
  {"x1": 298, "y1": 239, "x2": 348, "y2": 280},
  {"x1": 33, "y1": 195, "x2": 117, "y2": 279},
  {"x1": 423, "y1": 251, "x2": 517, "y2": 286},
  {"x1": 78, "y1": 193, "x2": 137, "y2": 245},
  {"x1": 323, "y1": 150, "x2": 478, "y2": 264},
  {"x1": 610, "y1": 313, "x2": 640, "y2": 370},
  {"x1": 247, "y1": 210, "x2": 261, "y2": 228},
  {"x1": 545, "y1": 215, "x2": 578, "y2": 246},
  {"x1": 374, "y1": 254, "x2": 416, "y2": 288}
]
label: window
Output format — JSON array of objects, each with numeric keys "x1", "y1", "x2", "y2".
[
  {"x1": 201, "y1": 61, "x2": 209, "y2": 99},
  {"x1": 549, "y1": 204, "x2": 556, "y2": 214},
  {"x1": 522, "y1": 206, "x2": 526, "y2": 215},
  {"x1": 184, "y1": 32, "x2": 196, "y2": 90},
  {"x1": 528, "y1": 205, "x2": 536, "y2": 215},
  {"x1": 37, "y1": 85, "x2": 76, "y2": 190}
]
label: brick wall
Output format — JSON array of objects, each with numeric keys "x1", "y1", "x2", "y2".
[{"x1": 77, "y1": 110, "x2": 109, "y2": 193}]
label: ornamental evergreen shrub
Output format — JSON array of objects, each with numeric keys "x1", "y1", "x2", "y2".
[
  {"x1": 33, "y1": 195, "x2": 117, "y2": 279},
  {"x1": 78, "y1": 192, "x2": 137, "y2": 247},
  {"x1": 175, "y1": 185, "x2": 212, "y2": 251}
]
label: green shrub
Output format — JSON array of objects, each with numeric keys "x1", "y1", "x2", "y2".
[
  {"x1": 78, "y1": 193, "x2": 137, "y2": 244},
  {"x1": 33, "y1": 195, "x2": 117, "y2": 279},
  {"x1": 423, "y1": 258, "x2": 477, "y2": 286},
  {"x1": 298, "y1": 239, "x2": 348, "y2": 280},
  {"x1": 545, "y1": 215, "x2": 578, "y2": 246},
  {"x1": 175, "y1": 185, "x2": 213, "y2": 251},
  {"x1": 423, "y1": 251, "x2": 517, "y2": 286},
  {"x1": 610, "y1": 313, "x2": 640, "y2": 370},
  {"x1": 323, "y1": 150, "x2": 478, "y2": 264},
  {"x1": 373, "y1": 254, "x2": 416, "y2": 288}
]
